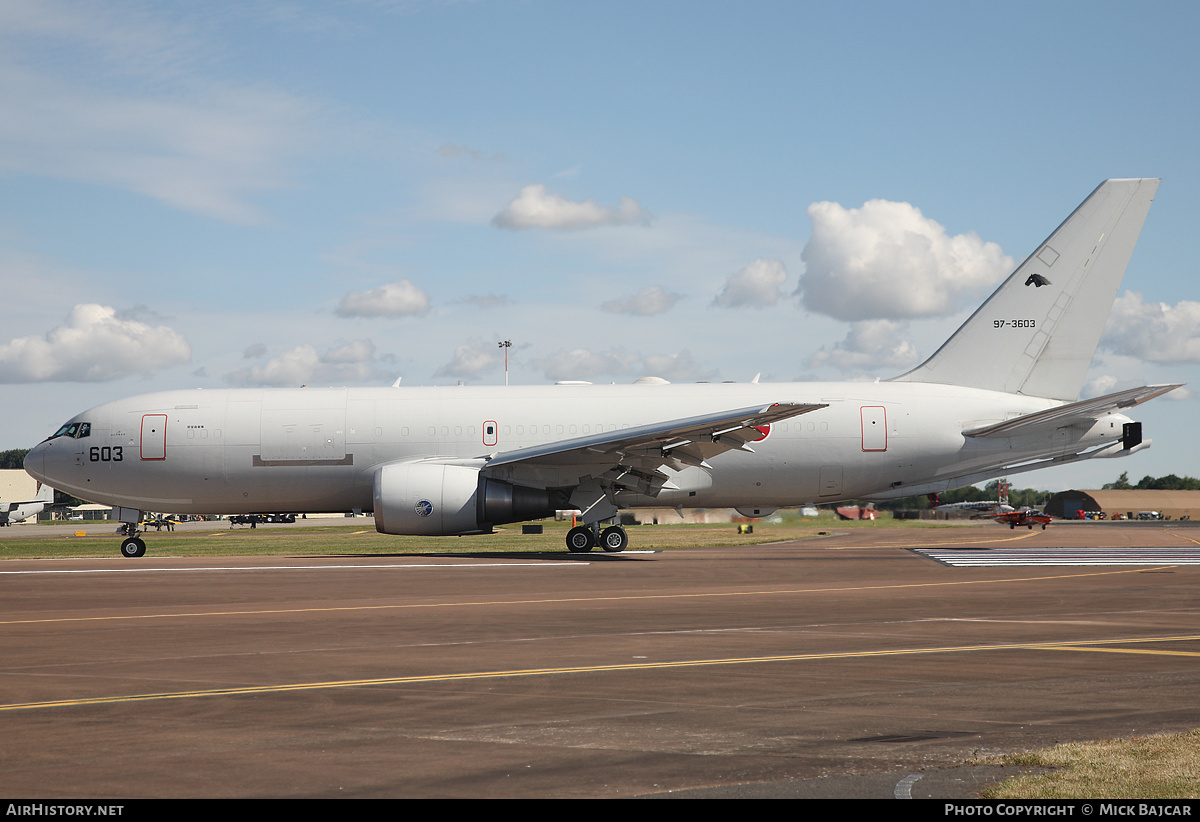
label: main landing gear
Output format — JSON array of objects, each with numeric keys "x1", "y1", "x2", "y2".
[
  {"x1": 118, "y1": 522, "x2": 146, "y2": 558},
  {"x1": 565, "y1": 523, "x2": 628, "y2": 553}
]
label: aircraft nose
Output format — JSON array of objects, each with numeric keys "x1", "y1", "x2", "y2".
[{"x1": 23, "y1": 443, "x2": 46, "y2": 483}]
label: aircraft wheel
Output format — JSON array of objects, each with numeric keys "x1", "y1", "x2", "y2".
[
  {"x1": 1010, "y1": 523, "x2": 1015, "y2": 529},
  {"x1": 566, "y1": 526, "x2": 594, "y2": 553},
  {"x1": 600, "y1": 526, "x2": 628, "y2": 553},
  {"x1": 120, "y1": 537, "x2": 146, "y2": 558},
  {"x1": 1042, "y1": 524, "x2": 1047, "y2": 530}
]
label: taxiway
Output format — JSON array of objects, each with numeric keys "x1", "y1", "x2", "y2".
[{"x1": 3, "y1": 523, "x2": 1200, "y2": 798}]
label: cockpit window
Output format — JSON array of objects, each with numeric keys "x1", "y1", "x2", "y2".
[{"x1": 48, "y1": 422, "x2": 91, "y2": 440}]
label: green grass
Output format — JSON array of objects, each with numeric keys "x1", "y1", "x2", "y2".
[
  {"x1": 980, "y1": 731, "x2": 1200, "y2": 799},
  {"x1": 0, "y1": 520, "x2": 810, "y2": 559},
  {"x1": 0, "y1": 514, "x2": 958, "y2": 559}
]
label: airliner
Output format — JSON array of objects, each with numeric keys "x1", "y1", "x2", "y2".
[
  {"x1": 23, "y1": 179, "x2": 1179, "y2": 557},
  {"x1": 934, "y1": 500, "x2": 1016, "y2": 517}
]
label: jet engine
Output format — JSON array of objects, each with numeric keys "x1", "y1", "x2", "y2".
[{"x1": 373, "y1": 459, "x2": 563, "y2": 536}]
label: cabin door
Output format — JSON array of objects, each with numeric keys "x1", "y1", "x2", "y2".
[{"x1": 141, "y1": 415, "x2": 167, "y2": 460}]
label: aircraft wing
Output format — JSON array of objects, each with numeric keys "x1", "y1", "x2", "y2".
[
  {"x1": 484, "y1": 401, "x2": 825, "y2": 495},
  {"x1": 962, "y1": 384, "x2": 1183, "y2": 439}
]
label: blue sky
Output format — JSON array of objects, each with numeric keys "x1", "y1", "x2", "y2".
[{"x1": 2, "y1": 0, "x2": 1198, "y2": 491}]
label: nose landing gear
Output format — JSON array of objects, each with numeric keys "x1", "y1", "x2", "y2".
[
  {"x1": 120, "y1": 536, "x2": 146, "y2": 557},
  {"x1": 117, "y1": 521, "x2": 146, "y2": 558}
]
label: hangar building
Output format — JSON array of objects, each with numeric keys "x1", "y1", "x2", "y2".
[{"x1": 1046, "y1": 489, "x2": 1200, "y2": 520}]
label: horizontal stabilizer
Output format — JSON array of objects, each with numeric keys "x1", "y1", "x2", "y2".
[{"x1": 963, "y1": 384, "x2": 1182, "y2": 439}]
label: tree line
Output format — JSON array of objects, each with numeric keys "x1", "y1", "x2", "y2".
[
  {"x1": 874, "y1": 472, "x2": 1200, "y2": 511},
  {"x1": 1101, "y1": 471, "x2": 1200, "y2": 491},
  {"x1": 0, "y1": 449, "x2": 30, "y2": 470},
  {"x1": 875, "y1": 479, "x2": 1050, "y2": 511}
]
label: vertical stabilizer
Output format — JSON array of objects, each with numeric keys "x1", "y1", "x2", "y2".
[
  {"x1": 891, "y1": 178, "x2": 1159, "y2": 401},
  {"x1": 34, "y1": 482, "x2": 53, "y2": 503}
]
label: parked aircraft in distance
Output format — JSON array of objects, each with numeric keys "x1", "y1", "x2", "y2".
[
  {"x1": 934, "y1": 500, "x2": 1016, "y2": 517},
  {"x1": 24, "y1": 179, "x2": 1181, "y2": 557},
  {"x1": 994, "y1": 508, "x2": 1054, "y2": 530},
  {"x1": 0, "y1": 481, "x2": 53, "y2": 526}
]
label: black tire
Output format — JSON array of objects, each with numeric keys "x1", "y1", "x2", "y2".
[
  {"x1": 120, "y1": 537, "x2": 146, "y2": 558},
  {"x1": 566, "y1": 526, "x2": 594, "y2": 553},
  {"x1": 600, "y1": 526, "x2": 628, "y2": 553}
]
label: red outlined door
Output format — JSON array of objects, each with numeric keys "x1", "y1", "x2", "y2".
[
  {"x1": 482, "y1": 420, "x2": 498, "y2": 447},
  {"x1": 141, "y1": 414, "x2": 167, "y2": 460},
  {"x1": 860, "y1": 406, "x2": 886, "y2": 451}
]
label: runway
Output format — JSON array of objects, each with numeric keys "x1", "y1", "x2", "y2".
[{"x1": 3, "y1": 523, "x2": 1200, "y2": 798}]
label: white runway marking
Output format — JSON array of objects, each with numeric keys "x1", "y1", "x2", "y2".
[
  {"x1": 894, "y1": 773, "x2": 922, "y2": 799},
  {"x1": 915, "y1": 546, "x2": 1200, "y2": 567},
  {"x1": 0, "y1": 562, "x2": 589, "y2": 575}
]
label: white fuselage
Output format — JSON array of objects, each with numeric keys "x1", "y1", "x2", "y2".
[{"x1": 23, "y1": 381, "x2": 1129, "y2": 516}]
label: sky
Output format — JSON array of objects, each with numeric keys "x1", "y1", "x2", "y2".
[{"x1": 1, "y1": 0, "x2": 1198, "y2": 492}]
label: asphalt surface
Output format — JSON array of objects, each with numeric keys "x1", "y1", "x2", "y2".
[{"x1": 3, "y1": 522, "x2": 1200, "y2": 798}]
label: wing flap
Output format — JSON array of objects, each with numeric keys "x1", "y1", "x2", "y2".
[
  {"x1": 485, "y1": 402, "x2": 825, "y2": 493},
  {"x1": 963, "y1": 384, "x2": 1182, "y2": 439}
]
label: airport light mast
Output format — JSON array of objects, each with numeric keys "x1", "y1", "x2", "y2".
[{"x1": 498, "y1": 339, "x2": 512, "y2": 386}]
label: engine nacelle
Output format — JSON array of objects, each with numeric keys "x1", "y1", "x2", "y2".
[{"x1": 373, "y1": 460, "x2": 562, "y2": 536}]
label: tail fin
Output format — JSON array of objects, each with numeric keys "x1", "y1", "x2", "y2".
[
  {"x1": 34, "y1": 482, "x2": 53, "y2": 503},
  {"x1": 891, "y1": 178, "x2": 1159, "y2": 401}
]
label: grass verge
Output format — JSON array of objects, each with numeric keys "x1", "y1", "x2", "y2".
[
  {"x1": 980, "y1": 730, "x2": 1200, "y2": 798},
  {"x1": 0, "y1": 519, "x2": 849, "y2": 559},
  {"x1": 0, "y1": 514, "x2": 970, "y2": 560}
]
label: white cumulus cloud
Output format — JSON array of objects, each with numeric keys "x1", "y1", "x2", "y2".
[
  {"x1": 531, "y1": 347, "x2": 714, "y2": 382},
  {"x1": 1102, "y1": 291, "x2": 1200, "y2": 363},
  {"x1": 798, "y1": 199, "x2": 1013, "y2": 321},
  {"x1": 0, "y1": 304, "x2": 191, "y2": 382},
  {"x1": 434, "y1": 338, "x2": 502, "y2": 379},
  {"x1": 492, "y1": 184, "x2": 651, "y2": 231},
  {"x1": 807, "y1": 320, "x2": 921, "y2": 371},
  {"x1": 640, "y1": 350, "x2": 717, "y2": 382},
  {"x1": 1082, "y1": 374, "x2": 1121, "y2": 399},
  {"x1": 712, "y1": 259, "x2": 789, "y2": 308},
  {"x1": 335, "y1": 280, "x2": 431, "y2": 318},
  {"x1": 601, "y1": 285, "x2": 684, "y2": 316},
  {"x1": 224, "y1": 339, "x2": 388, "y2": 387},
  {"x1": 533, "y1": 348, "x2": 639, "y2": 381}
]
